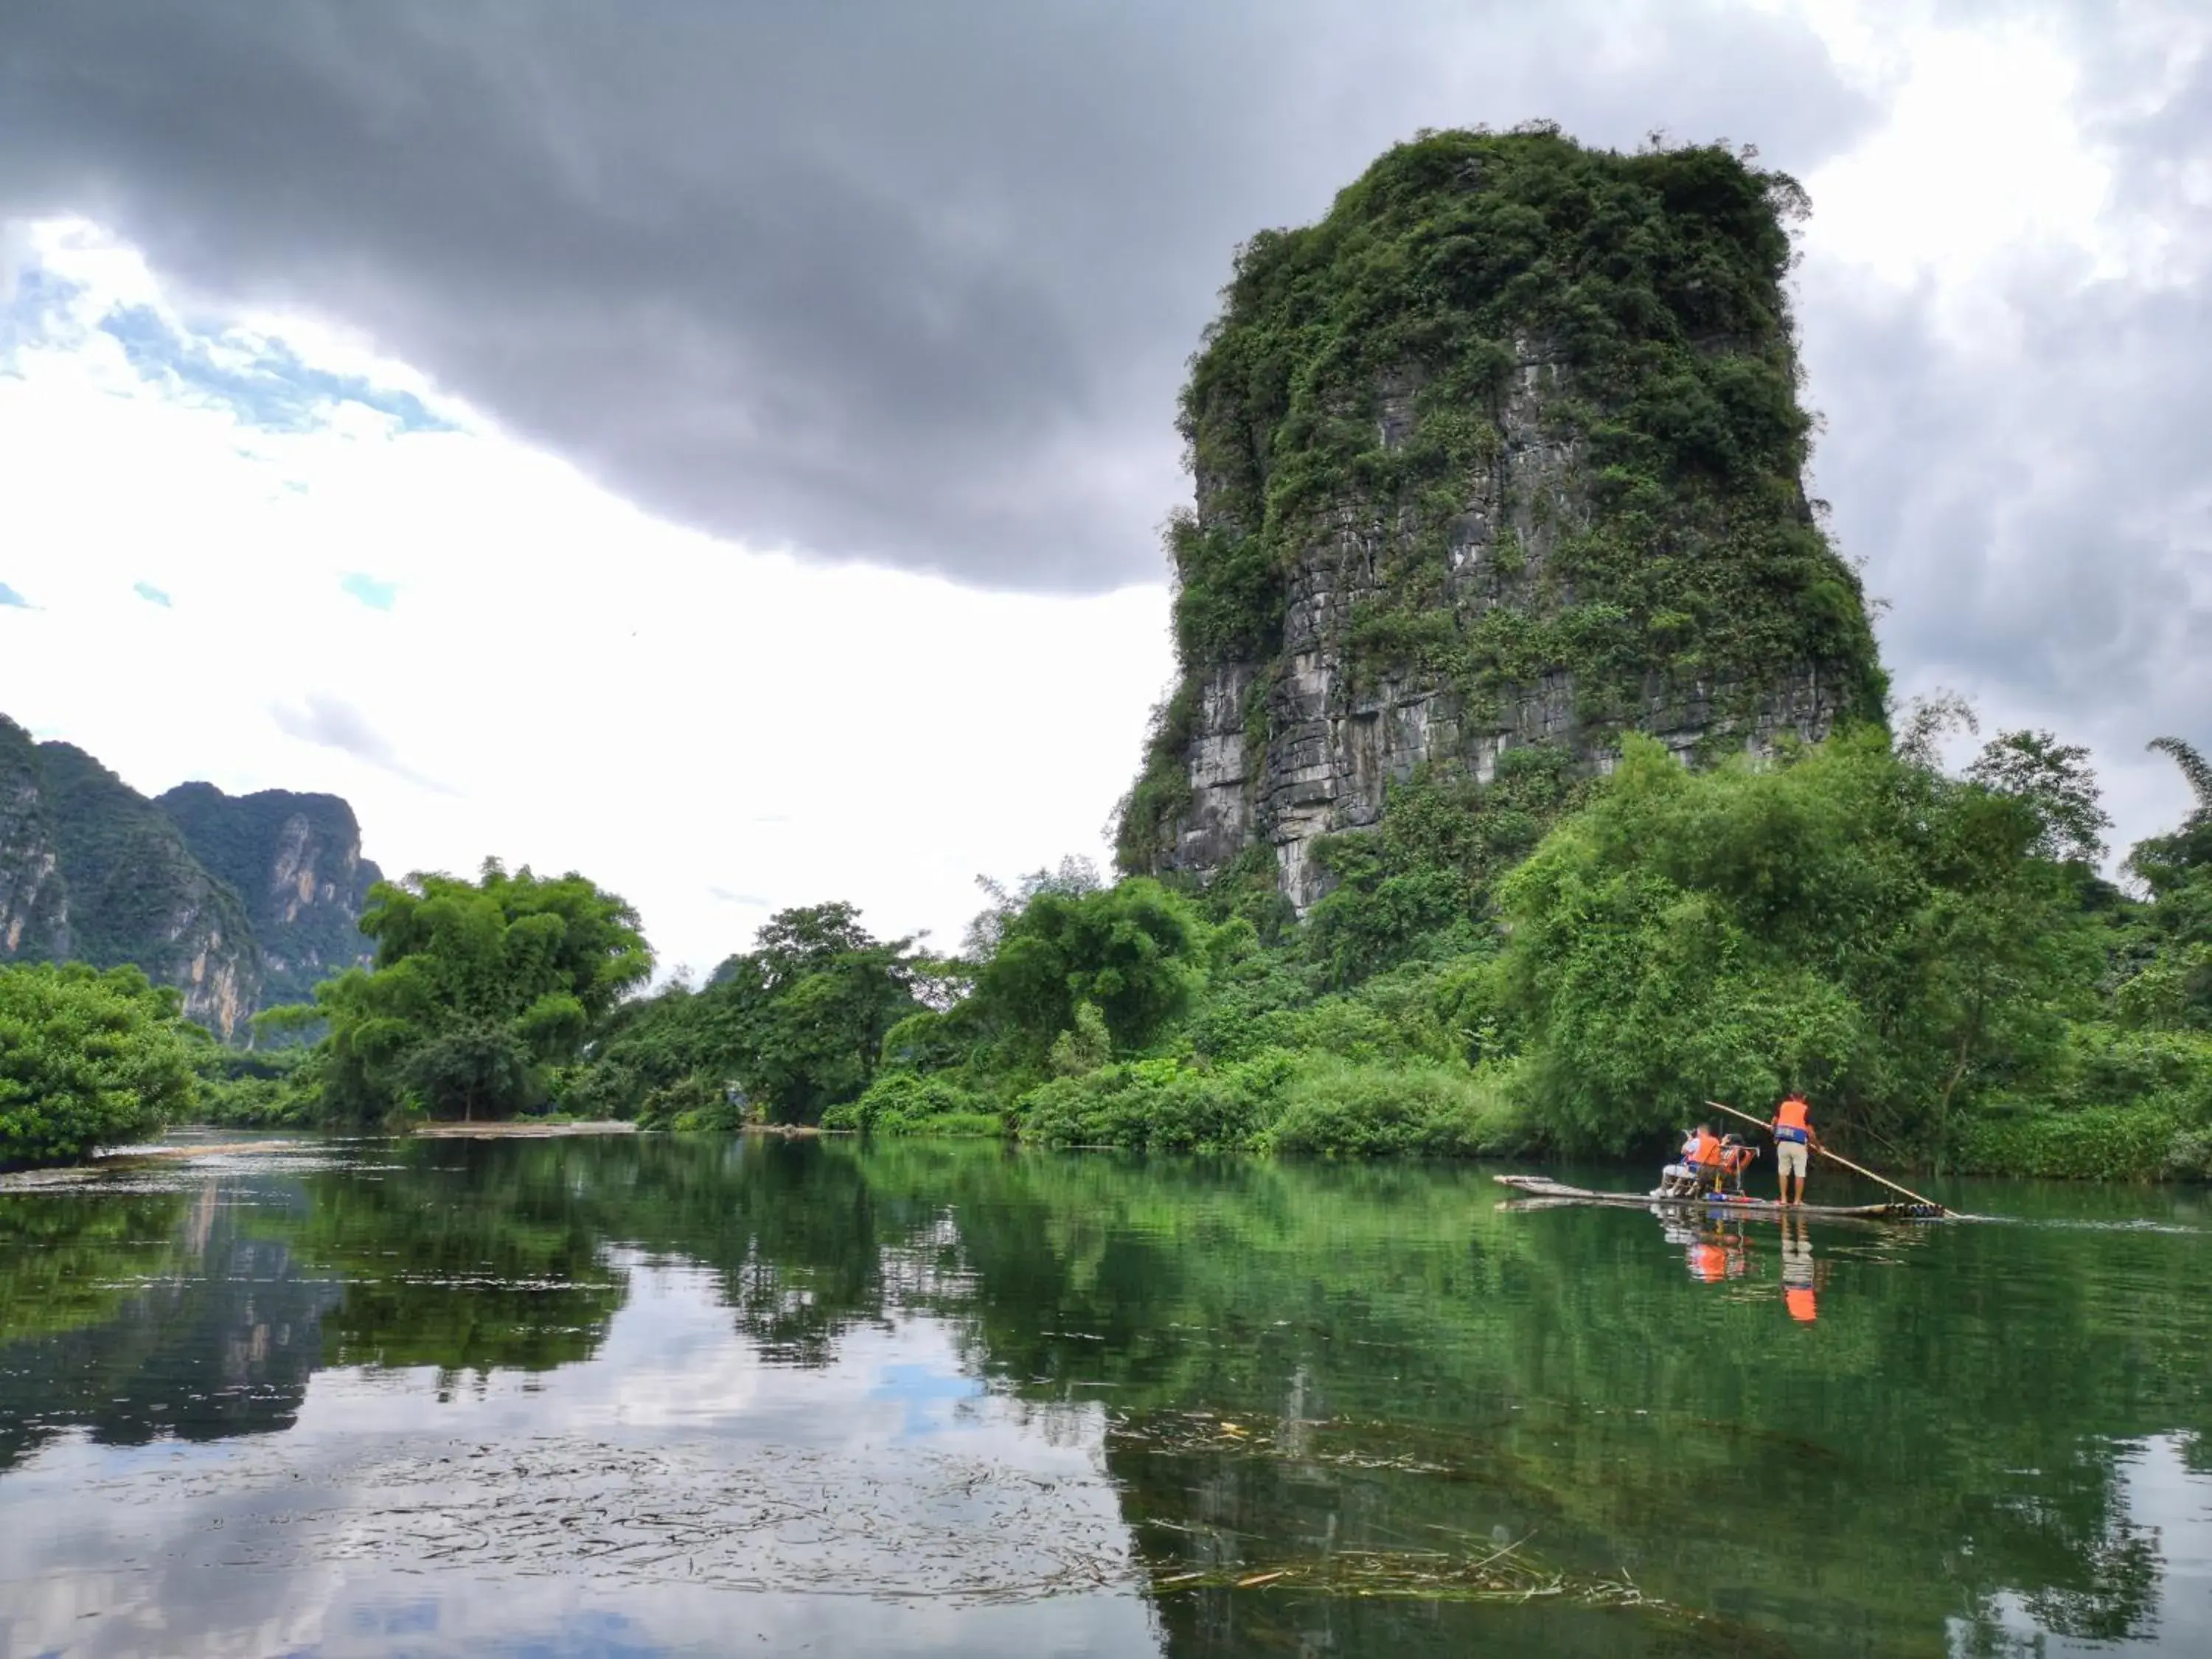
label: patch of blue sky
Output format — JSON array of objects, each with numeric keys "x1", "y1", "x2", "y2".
[
  {"x1": 0, "y1": 266, "x2": 86, "y2": 361},
  {"x1": 94, "y1": 303, "x2": 456, "y2": 436},
  {"x1": 133, "y1": 580, "x2": 173, "y2": 608},
  {"x1": 339, "y1": 572, "x2": 398, "y2": 611},
  {"x1": 872, "y1": 1360, "x2": 985, "y2": 1439},
  {"x1": 0, "y1": 582, "x2": 28, "y2": 608}
]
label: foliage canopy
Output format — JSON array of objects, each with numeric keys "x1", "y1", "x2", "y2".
[
  {"x1": 291, "y1": 860, "x2": 651, "y2": 1124},
  {"x1": 0, "y1": 961, "x2": 200, "y2": 1166}
]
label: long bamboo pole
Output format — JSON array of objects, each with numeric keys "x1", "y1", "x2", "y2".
[{"x1": 1703, "y1": 1100, "x2": 1947, "y2": 1214}]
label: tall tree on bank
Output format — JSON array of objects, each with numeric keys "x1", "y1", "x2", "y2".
[
  {"x1": 1494, "y1": 729, "x2": 2101, "y2": 1166},
  {"x1": 576, "y1": 902, "x2": 928, "y2": 1127},
  {"x1": 290, "y1": 860, "x2": 651, "y2": 1124},
  {"x1": 2121, "y1": 738, "x2": 2212, "y2": 1032}
]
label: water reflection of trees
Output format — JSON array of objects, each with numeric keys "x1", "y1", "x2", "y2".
[
  {"x1": 0, "y1": 1186, "x2": 336, "y2": 1470},
  {"x1": 3, "y1": 1138, "x2": 2204, "y2": 1655},
  {"x1": 288, "y1": 1144, "x2": 625, "y2": 1378},
  {"x1": 682, "y1": 1142, "x2": 2206, "y2": 1658}
]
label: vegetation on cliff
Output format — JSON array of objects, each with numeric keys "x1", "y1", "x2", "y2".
[
  {"x1": 0, "y1": 714, "x2": 380, "y2": 1032},
  {"x1": 1119, "y1": 125, "x2": 1886, "y2": 876},
  {"x1": 154, "y1": 782, "x2": 383, "y2": 1004},
  {"x1": 34, "y1": 742, "x2": 262, "y2": 1017},
  {"x1": 0, "y1": 717, "x2": 70, "y2": 960}
]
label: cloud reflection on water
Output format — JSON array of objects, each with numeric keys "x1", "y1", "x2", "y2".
[{"x1": 0, "y1": 1253, "x2": 1157, "y2": 1658}]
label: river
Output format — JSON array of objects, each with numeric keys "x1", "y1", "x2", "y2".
[{"x1": 1, "y1": 1133, "x2": 2206, "y2": 1656}]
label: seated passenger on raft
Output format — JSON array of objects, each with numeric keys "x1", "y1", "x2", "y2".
[
  {"x1": 1656, "y1": 1124, "x2": 1729, "y2": 1198},
  {"x1": 1719, "y1": 1134, "x2": 1759, "y2": 1195}
]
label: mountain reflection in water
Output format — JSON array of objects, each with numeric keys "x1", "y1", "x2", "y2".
[{"x1": 0, "y1": 1135, "x2": 2207, "y2": 1658}]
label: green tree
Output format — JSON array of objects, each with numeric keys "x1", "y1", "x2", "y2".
[
  {"x1": 1495, "y1": 731, "x2": 2098, "y2": 1162},
  {"x1": 0, "y1": 962, "x2": 200, "y2": 1166},
  {"x1": 969, "y1": 877, "x2": 1205, "y2": 1065},
  {"x1": 1966, "y1": 728, "x2": 2113, "y2": 866},
  {"x1": 2117, "y1": 737, "x2": 2212, "y2": 1033},
  {"x1": 1303, "y1": 748, "x2": 1579, "y2": 987},
  {"x1": 294, "y1": 859, "x2": 651, "y2": 1124},
  {"x1": 574, "y1": 902, "x2": 925, "y2": 1126}
]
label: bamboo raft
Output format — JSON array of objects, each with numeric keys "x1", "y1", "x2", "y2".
[{"x1": 1492, "y1": 1173, "x2": 1949, "y2": 1222}]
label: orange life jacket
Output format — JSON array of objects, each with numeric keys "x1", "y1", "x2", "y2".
[
  {"x1": 1689, "y1": 1128, "x2": 1725, "y2": 1168},
  {"x1": 1774, "y1": 1097, "x2": 1812, "y2": 1143},
  {"x1": 1786, "y1": 1286, "x2": 1818, "y2": 1323}
]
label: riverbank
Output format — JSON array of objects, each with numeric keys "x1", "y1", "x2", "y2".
[
  {"x1": 414, "y1": 1120, "x2": 638, "y2": 1139},
  {"x1": 0, "y1": 1135, "x2": 307, "y2": 1189},
  {"x1": 814, "y1": 1081, "x2": 2209, "y2": 1183}
]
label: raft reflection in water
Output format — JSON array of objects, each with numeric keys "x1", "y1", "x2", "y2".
[{"x1": 1660, "y1": 1209, "x2": 1829, "y2": 1322}]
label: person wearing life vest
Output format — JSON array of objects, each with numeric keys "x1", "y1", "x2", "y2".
[
  {"x1": 1719, "y1": 1134, "x2": 1759, "y2": 1195},
  {"x1": 1771, "y1": 1092, "x2": 1822, "y2": 1206},
  {"x1": 1655, "y1": 1126, "x2": 1700, "y2": 1198},
  {"x1": 1686, "y1": 1124, "x2": 1728, "y2": 1195}
]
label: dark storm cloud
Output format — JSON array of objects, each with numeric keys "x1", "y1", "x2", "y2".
[{"x1": 0, "y1": 0, "x2": 1871, "y2": 591}]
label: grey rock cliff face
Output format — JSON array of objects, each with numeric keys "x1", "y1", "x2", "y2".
[
  {"x1": 154, "y1": 783, "x2": 383, "y2": 1007},
  {"x1": 0, "y1": 717, "x2": 70, "y2": 960},
  {"x1": 34, "y1": 742, "x2": 264, "y2": 1039},
  {"x1": 1160, "y1": 347, "x2": 1857, "y2": 911},
  {"x1": 0, "y1": 716, "x2": 383, "y2": 1035}
]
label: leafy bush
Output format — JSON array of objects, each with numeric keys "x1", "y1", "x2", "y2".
[
  {"x1": 1953, "y1": 1106, "x2": 2183, "y2": 1183},
  {"x1": 1264, "y1": 1056, "x2": 1526, "y2": 1156},
  {"x1": 1950, "y1": 1023, "x2": 2212, "y2": 1180},
  {"x1": 1018, "y1": 1054, "x2": 1295, "y2": 1152},
  {"x1": 638, "y1": 1073, "x2": 740, "y2": 1132},
  {"x1": 824, "y1": 1072, "x2": 1003, "y2": 1138},
  {"x1": 0, "y1": 963, "x2": 200, "y2": 1166},
  {"x1": 187, "y1": 1042, "x2": 313, "y2": 1127},
  {"x1": 1303, "y1": 752, "x2": 1578, "y2": 987},
  {"x1": 2163, "y1": 1127, "x2": 2212, "y2": 1181},
  {"x1": 1495, "y1": 731, "x2": 2098, "y2": 1161}
]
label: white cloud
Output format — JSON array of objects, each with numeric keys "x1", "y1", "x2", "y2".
[
  {"x1": 1771, "y1": 0, "x2": 2212, "y2": 857},
  {"x1": 0, "y1": 221, "x2": 1175, "y2": 975}
]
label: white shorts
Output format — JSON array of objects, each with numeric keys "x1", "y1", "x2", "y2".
[{"x1": 1777, "y1": 1141, "x2": 1809, "y2": 1179}]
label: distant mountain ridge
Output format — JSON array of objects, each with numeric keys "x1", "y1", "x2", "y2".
[{"x1": 0, "y1": 714, "x2": 382, "y2": 1036}]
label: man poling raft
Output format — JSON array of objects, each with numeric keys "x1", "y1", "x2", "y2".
[
  {"x1": 1770, "y1": 1091, "x2": 1820, "y2": 1206},
  {"x1": 1497, "y1": 1096, "x2": 1952, "y2": 1222},
  {"x1": 1705, "y1": 1098, "x2": 1950, "y2": 1218}
]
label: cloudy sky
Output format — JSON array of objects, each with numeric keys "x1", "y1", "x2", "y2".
[{"x1": 2, "y1": 0, "x2": 2207, "y2": 974}]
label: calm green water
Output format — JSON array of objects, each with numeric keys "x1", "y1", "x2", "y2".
[{"x1": 1, "y1": 1135, "x2": 2207, "y2": 1658}]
